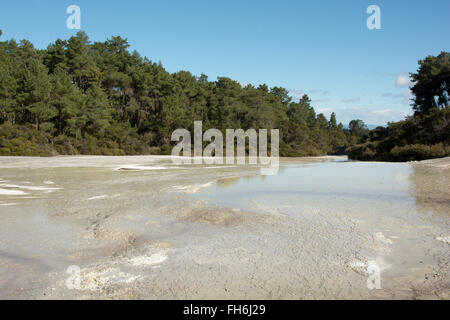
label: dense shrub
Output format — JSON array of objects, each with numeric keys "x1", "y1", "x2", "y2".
[
  {"x1": 348, "y1": 106, "x2": 450, "y2": 162},
  {"x1": 0, "y1": 122, "x2": 55, "y2": 156},
  {"x1": 390, "y1": 143, "x2": 450, "y2": 161}
]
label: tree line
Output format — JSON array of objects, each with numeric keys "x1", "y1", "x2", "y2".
[{"x1": 0, "y1": 31, "x2": 357, "y2": 157}]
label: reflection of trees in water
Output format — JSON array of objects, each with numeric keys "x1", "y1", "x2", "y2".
[
  {"x1": 216, "y1": 174, "x2": 269, "y2": 188},
  {"x1": 216, "y1": 165, "x2": 286, "y2": 188},
  {"x1": 409, "y1": 165, "x2": 450, "y2": 216},
  {"x1": 217, "y1": 176, "x2": 241, "y2": 188}
]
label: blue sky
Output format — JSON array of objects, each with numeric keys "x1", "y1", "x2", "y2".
[{"x1": 1, "y1": 0, "x2": 449, "y2": 125}]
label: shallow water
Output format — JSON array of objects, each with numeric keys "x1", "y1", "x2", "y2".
[{"x1": 0, "y1": 156, "x2": 448, "y2": 299}]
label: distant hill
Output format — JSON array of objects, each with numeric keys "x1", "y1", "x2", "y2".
[{"x1": 344, "y1": 124, "x2": 382, "y2": 130}]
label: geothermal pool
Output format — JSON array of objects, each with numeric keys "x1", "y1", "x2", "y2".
[{"x1": 0, "y1": 156, "x2": 448, "y2": 299}]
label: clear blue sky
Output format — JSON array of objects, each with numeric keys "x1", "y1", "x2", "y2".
[{"x1": 1, "y1": 0, "x2": 449, "y2": 125}]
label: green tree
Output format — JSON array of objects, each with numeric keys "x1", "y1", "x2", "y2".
[
  {"x1": 270, "y1": 87, "x2": 292, "y2": 106},
  {"x1": 0, "y1": 31, "x2": 351, "y2": 157},
  {"x1": 411, "y1": 51, "x2": 449, "y2": 114},
  {"x1": 18, "y1": 54, "x2": 55, "y2": 130},
  {"x1": 50, "y1": 67, "x2": 84, "y2": 134},
  {"x1": 348, "y1": 119, "x2": 369, "y2": 137},
  {"x1": 328, "y1": 112, "x2": 337, "y2": 130},
  {"x1": 84, "y1": 85, "x2": 112, "y2": 135}
]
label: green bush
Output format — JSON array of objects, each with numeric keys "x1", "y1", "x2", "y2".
[
  {"x1": 346, "y1": 141, "x2": 380, "y2": 161},
  {"x1": 390, "y1": 143, "x2": 450, "y2": 161},
  {"x1": 53, "y1": 135, "x2": 78, "y2": 155},
  {"x1": 0, "y1": 122, "x2": 55, "y2": 156},
  {"x1": 348, "y1": 106, "x2": 450, "y2": 162}
]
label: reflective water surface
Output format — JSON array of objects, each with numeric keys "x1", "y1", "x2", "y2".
[{"x1": 0, "y1": 156, "x2": 448, "y2": 299}]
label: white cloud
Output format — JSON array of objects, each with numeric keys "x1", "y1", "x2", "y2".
[
  {"x1": 381, "y1": 89, "x2": 413, "y2": 105},
  {"x1": 373, "y1": 109, "x2": 396, "y2": 116},
  {"x1": 333, "y1": 107, "x2": 410, "y2": 126},
  {"x1": 342, "y1": 98, "x2": 360, "y2": 103},
  {"x1": 288, "y1": 89, "x2": 305, "y2": 100},
  {"x1": 312, "y1": 98, "x2": 330, "y2": 103},
  {"x1": 317, "y1": 108, "x2": 333, "y2": 117},
  {"x1": 395, "y1": 74, "x2": 411, "y2": 88},
  {"x1": 288, "y1": 88, "x2": 329, "y2": 101},
  {"x1": 309, "y1": 89, "x2": 329, "y2": 95}
]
